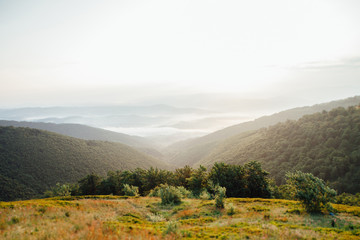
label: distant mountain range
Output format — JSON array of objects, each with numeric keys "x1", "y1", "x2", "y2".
[
  {"x1": 0, "y1": 120, "x2": 152, "y2": 147},
  {"x1": 1, "y1": 95, "x2": 360, "y2": 200},
  {"x1": 164, "y1": 96, "x2": 360, "y2": 166},
  {"x1": 0, "y1": 104, "x2": 221, "y2": 145},
  {"x1": 0, "y1": 126, "x2": 169, "y2": 201}
]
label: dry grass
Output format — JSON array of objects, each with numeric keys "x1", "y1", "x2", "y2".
[{"x1": 1, "y1": 196, "x2": 360, "y2": 239}]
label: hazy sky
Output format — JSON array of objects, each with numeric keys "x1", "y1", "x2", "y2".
[{"x1": 1, "y1": 0, "x2": 360, "y2": 112}]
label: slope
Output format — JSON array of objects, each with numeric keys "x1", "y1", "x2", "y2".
[
  {"x1": 0, "y1": 126, "x2": 168, "y2": 201},
  {"x1": 0, "y1": 120, "x2": 163, "y2": 159},
  {"x1": 197, "y1": 106, "x2": 360, "y2": 193},
  {"x1": 164, "y1": 96, "x2": 360, "y2": 167}
]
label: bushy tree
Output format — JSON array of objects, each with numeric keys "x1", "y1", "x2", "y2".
[
  {"x1": 44, "y1": 183, "x2": 72, "y2": 197},
  {"x1": 122, "y1": 184, "x2": 139, "y2": 196},
  {"x1": 159, "y1": 184, "x2": 182, "y2": 205},
  {"x1": 149, "y1": 185, "x2": 191, "y2": 199},
  {"x1": 244, "y1": 161, "x2": 271, "y2": 198},
  {"x1": 286, "y1": 171, "x2": 337, "y2": 213},
  {"x1": 187, "y1": 166, "x2": 208, "y2": 197},
  {"x1": 209, "y1": 162, "x2": 271, "y2": 198},
  {"x1": 98, "y1": 171, "x2": 123, "y2": 195},
  {"x1": 214, "y1": 185, "x2": 226, "y2": 208},
  {"x1": 78, "y1": 173, "x2": 102, "y2": 195},
  {"x1": 142, "y1": 167, "x2": 174, "y2": 194},
  {"x1": 174, "y1": 165, "x2": 193, "y2": 188},
  {"x1": 209, "y1": 162, "x2": 246, "y2": 197}
]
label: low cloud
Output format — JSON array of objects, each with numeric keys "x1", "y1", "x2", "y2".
[{"x1": 293, "y1": 57, "x2": 360, "y2": 71}]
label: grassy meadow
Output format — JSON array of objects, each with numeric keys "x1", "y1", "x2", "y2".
[{"x1": 1, "y1": 196, "x2": 360, "y2": 239}]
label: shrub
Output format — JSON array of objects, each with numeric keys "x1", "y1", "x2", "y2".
[
  {"x1": 336, "y1": 193, "x2": 360, "y2": 206},
  {"x1": 10, "y1": 217, "x2": 20, "y2": 225},
  {"x1": 147, "y1": 213, "x2": 165, "y2": 222},
  {"x1": 44, "y1": 183, "x2": 72, "y2": 197},
  {"x1": 148, "y1": 185, "x2": 161, "y2": 197},
  {"x1": 227, "y1": 203, "x2": 235, "y2": 216},
  {"x1": 214, "y1": 185, "x2": 226, "y2": 209},
  {"x1": 176, "y1": 186, "x2": 192, "y2": 198},
  {"x1": 149, "y1": 185, "x2": 190, "y2": 199},
  {"x1": 286, "y1": 171, "x2": 336, "y2": 213},
  {"x1": 123, "y1": 184, "x2": 139, "y2": 196},
  {"x1": 164, "y1": 221, "x2": 178, "y2": 235},
  {"x1": 159, "y1": 184, "x2": 182, "y2": 205},
  {"x1": 200, "y1": 189, "x2": 212, "y2": 200}
]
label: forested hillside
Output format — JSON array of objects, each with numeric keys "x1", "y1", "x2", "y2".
[
  {"x1": 0, "y1": 127, "x2": 168, "y2": 201},
  {"x1": 198, "y1": 106, "x2": 360, "y2": 193},
  {"x1": 0, "y1": 120, "x2": 163, "y2": 159},
  {"x1": 164, "y1": 96, "x2": 360, "y2": 167}
]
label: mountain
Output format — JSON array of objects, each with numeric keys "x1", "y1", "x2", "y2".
[
  {"x1": 164, "y1": 96, "x2": 360, "y2": 167},
  {"x1": 0, "y1": 120, "x2": 152, "y2": 147},
  {"x1": 0, "y1": 126, "x2": 169, "y2": 201},
  {"x1": 0, "y1": 104, "x2": 209, "y2": 121},
  {"x1": 196, "y1": 106, "x2": 360, "y2": 193},
  {"x1": 0, "y1": 104, "x2": 215, "y2": 146},
  {"x1": 0, "y1": 120, "x2": 163, "y2": 159}
]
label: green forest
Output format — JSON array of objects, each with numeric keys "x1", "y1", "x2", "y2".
[
  {"x1": 48, "y1": 161, "x2": 270, "y2": 199},
  {"x1": 164, "y1": 96, "x2": 360, "y2": 167},
  {"x1": 199, "y1": 106, "x2": 360, "y2": 194},
  {"x1": 0, "y1": 127, "x2": 168, "y2": 201}
]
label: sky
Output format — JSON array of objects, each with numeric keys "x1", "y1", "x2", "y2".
[{"x1": 1, "y1": 0, "x2": 360, "y2": 113}]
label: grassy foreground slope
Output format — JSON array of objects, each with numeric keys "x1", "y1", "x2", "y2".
[
  {"x1": 1, "y1": 196, "x2": 360, "y2": 239},
  {"x1": 165, "y1": 96, "x2": 360, "y2": 167},
  {"x1": 197, "y1": 106, "x2": 360, "y2": 193},
  {"x1": 0, "y1": 127, "x2": 168, "y2": 201}
]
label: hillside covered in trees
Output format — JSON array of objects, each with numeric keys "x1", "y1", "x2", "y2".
[
  {"x1": 0, "y1": 127, "x2": 168, "y2": 201},
  {"x1": 197, "y1": 106, "x2": 360, "y2": 193},
  {"x1": 164, "y1": 96, "x2": 360, "y2": 167},
  {"x1": 0, "y1": 120, "x2": 163, "y2": 159}
]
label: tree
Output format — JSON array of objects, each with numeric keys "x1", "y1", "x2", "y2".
[
  {"x1": 244, "y1": 161, "x2": 271, "y2": 198},
  {"x1": 209, "y1": 162, "x2": 247, "y2": 197},
  {"x1": 44, "y1": 183, "x2": 72, "y2": 197},
  {"x1": 187, "y1": 166, "x2": 208, "y2": 197},
  {"x1": 286, "y1": 171, "x2": 336, "y2": 213},
  {"x1": 142, "y1": 167, "x2": 174, "y2": 194},
  {"x1": 79, "y1": 173, "x2": 102, "y2": 195},
  {"x1": 174, "y1": 165, "x2": 193, "y2": 188}
]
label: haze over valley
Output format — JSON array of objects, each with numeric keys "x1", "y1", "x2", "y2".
[{"x1": 2, "y1": 2, "x2": 360, "y2": 238}]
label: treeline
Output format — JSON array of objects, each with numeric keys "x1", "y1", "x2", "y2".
[
  {"x1": 46, "y1": 161, "x2": 271, "y2": 199},
  {"x1": 48, "y1": 162, "x2": 352, "y2": 210}
]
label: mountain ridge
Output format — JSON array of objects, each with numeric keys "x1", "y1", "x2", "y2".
[
  {"x1": 0, "y1": 126, "x2": 169, "y2": 201},
  {"x1": 0, "y1": 120, "x2": 165, "y2": 159},
  {"x1": 195, "y1": 106, "x2": 360, "y2": 193},
  {"x1": 164, "y1": 96, "x2": 360, "y2": 166}
]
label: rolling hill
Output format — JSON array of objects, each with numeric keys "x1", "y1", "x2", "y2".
[
  {"x1": 0, "y1": 120, "x2": 163, "y2": 159},
  {"x1": 0, "y1": 126, "x2": 169, "y2": 201},
  {"x1": 164, "y1": 96, "x2": 360, "y2": 167},
  {"x1": 196, "y1": 106, "x2": 360, "y2": 194}
]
